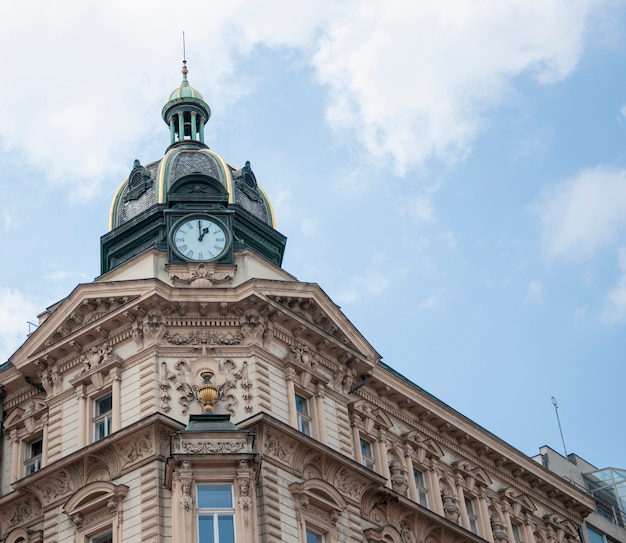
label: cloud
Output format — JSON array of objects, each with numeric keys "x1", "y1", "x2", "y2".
[
  {"x1": 525, "y1": 280, "x2": 543, "y2": 303},
  {"x1": 417, "y1": 290, "x2": 448, "y2": 311},
  {"x1": 313, "y1": 0, "x2": 597, "y2": 174},
  {"x1": 533, "y1": 167, "x2": 626, "y2": 259},
  {"x1": 0, "y1": 0, "x2": 605, "y2": 199},
  {"x1": 0, "y1": 288, "x2": 41, "y2": 362},
  {"x1": 603, "y1": 248, "x2": 626, "y2": 322}
]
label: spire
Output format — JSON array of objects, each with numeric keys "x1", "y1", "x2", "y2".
[{"x1": 161, "y1": 61, "x2": 211, "y2": 147}]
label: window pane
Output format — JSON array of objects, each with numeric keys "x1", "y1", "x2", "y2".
[
  {"x1": 588, "y1": 527, "x2": 606, "y2": 543},
  {"x1": 91, "y1": 531, "x2": 113, "y2": 543},
  {"x1": 96, "y1": 395, "x2": 112, "y2": 415},
  {"x1": 198, "y1": 515, "x2": 215, "y2": 543},
  {"x1": 295, "y1": 394, "x2": 309, "y2": 415},
  {"x1": 218, "y1": 515, "x2": 235, "y2": 543},
  {"x1": 29, "y1": 439, "x2": 43, "y2": 458},
  {"x1": 198, "y1": 484, "x2": 233, "y2": 508},
  {"x1": 307, "y1": 530, "x2": 324, "y2": 543}
]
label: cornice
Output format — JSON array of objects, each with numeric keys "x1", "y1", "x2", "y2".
[{"x1": 354, "y1": 386, "x2": 593, "y2": 523}]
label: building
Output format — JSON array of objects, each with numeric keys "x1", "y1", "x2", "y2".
[
  {"x1": 0, "y1": 63, "x2": 597, "y2": 543},
  {"x1": 533, "y1": 446, "x2": 626, "y2": 543}
]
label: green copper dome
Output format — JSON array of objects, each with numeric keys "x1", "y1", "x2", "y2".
[
  {"x1": 167, "y1": 61, "x2": 205, "y2": 101},
  {"x1": 162, "y1": 61, "x2": 211, "y2": 144}
]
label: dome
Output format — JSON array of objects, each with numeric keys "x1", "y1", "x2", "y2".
[
  {"x1": 109, "y1": 146, "x2": 276, "y2": 230},
  {"x1": 102, "y1": 62, "x2": 286, "y2": 273},
  {"x1": 166, "y1": 61, "x2": 205, "y2": 102}
]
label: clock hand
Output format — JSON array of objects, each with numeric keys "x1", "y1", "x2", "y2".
[
  {"x1": 199, "y1": 226, "x2": 210, "y2": 241},
  {"x1": 198, "y1": 220, "x2": 202, "y2": 241}
]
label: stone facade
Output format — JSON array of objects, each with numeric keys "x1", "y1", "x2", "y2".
[
  {"x1": 0, "y1": 64, "x2": 596, "y2": 543},
  {"x1": 0, "y1": 253, "x2": 595, "y2": 542}
]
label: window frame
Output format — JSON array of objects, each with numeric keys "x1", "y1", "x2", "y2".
[
  {"x1": 295, "y1": 393, "x2": 313, "y2": 436},
  {"x1": 92, "y1": 392, "x2": 113, "y2": 442},
  {"x1": 89, "y1": 530, "x2": 113, "y2": 543},
  {"x1": 464, "y1": 495, "x2": 480, "y2": 535},
  {"x1": 306, "y1": 527, "x2": 326, "y2": 543},
  {"x1": 511, "y1": 521, "x2": 524, "y2": 543},
  {"x1": 24, "y1": 435, "x2": 43, "y2": 476},
  {"x1": 360, "y1": 437, "x2": 376, "y2": 471},
  {"x1": 413, "y1": 467, "x2": 429, "y2": 508},
  {"x1": 196, "y1": 483, "x2": 236, "y2": 543}
]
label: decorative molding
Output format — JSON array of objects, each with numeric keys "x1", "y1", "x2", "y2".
[
  {"x1": 0, "y1": 495, "x2": 42, "y2": 535},
  {"x1": 167, "y1": 262, "x2": 236, "y2": 287},
  {"x1": 180, "y1": 440, "x2": 246, "y2": 454}
]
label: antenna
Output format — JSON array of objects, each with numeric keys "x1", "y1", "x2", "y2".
[
  {"x1": 182, "y1": 31, "x2": 186, "y2": 62},
  {"x1": 551, "y1": 396, "x2": 574, "y2": 480}
]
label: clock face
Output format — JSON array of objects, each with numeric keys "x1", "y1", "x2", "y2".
[{"x1": 170, "y1": 215, "x2": 229, "y2": 261}]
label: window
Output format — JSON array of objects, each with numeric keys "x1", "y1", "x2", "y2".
[
  {"x1": 306, "y1": 528, "x2": 325, "y2": 543},
  {"x1": 511, "y1": 522, "x2": 524, "y2": 543},
  {"x1": 24, "y1": 437, "x2": 43, "y2": 475},
  {"x1": 197, "y1": 484, "x2": 235, "y2": 543},
  {"x1": 360, "y1": 438, "x2": 376, "y2": 471},
  {"x1": 295, "y1": 394, "x2": 312, "y2": 436},
  {"x1": 588, "y1": 526, "x2": 620, "y2": 543},
  {"x1": 464, "y1": 496, "x2": 479, "y2": 535},
  {"x1": 93, "y1": 394, "x2": 113, "y2": 441},
  {"x1": 90, "y1": 531, "x2": 113, "y2": 543},
  {"x1": 413, "y1": 468, "x2": 429, "y2": 507}
]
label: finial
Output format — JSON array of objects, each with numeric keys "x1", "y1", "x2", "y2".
[
  {"x1": 181, "y1": 31, "x2": 189, "y2": 83},
  {"x1": 182, "y1": 60, "x2": 188, "y2": 82}
]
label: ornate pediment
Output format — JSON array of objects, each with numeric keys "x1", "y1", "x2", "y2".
[
  {"x1": 267, "y1": 295, "x2": 358, "y2": 351},
  {"x1": 453, "y1": 461, "x2": 493, "y2": 488}
]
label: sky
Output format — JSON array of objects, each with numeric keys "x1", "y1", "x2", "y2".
[{"x1": 0, "y1": 0, "x2": 625, "y2": 471}]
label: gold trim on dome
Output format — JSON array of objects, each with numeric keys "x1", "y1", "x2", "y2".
[
  {"x1": 257, "y1": 183, "x2": 276, "y2": 228},
  {"x1": 109, "y1": 177, "x2": 129, "y2": 231},
  {"x1": 157, "y1": 147, "x2": 178, "y2": 203}
]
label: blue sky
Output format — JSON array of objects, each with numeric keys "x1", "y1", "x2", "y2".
[{"x1": 1, "y1": 0, "x2": 625, "y2": 469}]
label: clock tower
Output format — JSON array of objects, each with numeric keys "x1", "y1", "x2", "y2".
[{"x1": 101, "y1": 61, "x2": 287, "y2": 284}]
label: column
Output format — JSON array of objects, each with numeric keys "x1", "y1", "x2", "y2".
[
  {"x1": 352, "y1": 418, "x2": 363, "y2": 464},
  {"x1": 428, "y1": 460, "x2": 444, "y2": 515},
  {"x1": 169, "y1": 117, "x2": 176, "y2": 143},
  {"x1": 42, "y1": 413, "x2": 49, "y2": 465},
  {"x1": 191, "y1": 111, "x2": 197, "y2": 140},
  {"x1": 111, "y1": 367, "x2": 122, "y2": 432},
  {"x1": 10, "y1": 429, "x2": 20, "y2": 482},
  {"x1": 177, "y1": 112, "x2": 184, "y2": 141},
  {"x1": 77, "y1": 384, "x2": 88, "y2": 447},
  {"x1": 404, "y1": 450, "x2": 418, "y2": 502},
  {"x1": 314, "y1": 383, "x2": 328, "y2": 444},
  {"x1": 502, "y1": 502, "x2": 515, "y2": 543},
  {"x1": 477, "y1": 489, "x2": 493, "y2": 542},
  {"x1": 376, "y1": 429, "x2": 391, "y2": 485},
  {"x1": 199, "y1": 117, "x2": 205, "y2": 142},
  {"x1": 285, "y1": 367, "x2": 297, "y2": 428},
  {"x1": 456, "y1": 477, "x2": 469, "y2": 530}
]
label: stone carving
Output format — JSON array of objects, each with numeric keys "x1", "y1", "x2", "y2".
[
  {"x1": 264, "y1": 431, "x2": 296, "y2": 463},
  {"x1": 143, "y1": 311, "x2": 167, "y2": 343},
  {"x1": 390, "y1": 459, "x2": 408, "y2": 494},
  {"x1": 180, "y1": 479, "x2": 193, "y2": 511},
  {"x1": 115, "y1": 430, "x2": 154, "y2": 469},
  {"x1": 239, "y1": 361, "x2": 253, "y2": 413},
  {"x1": 400, "y1": 521, "x2": 416, "y2": 543},
  {"x1": 334, "y1": 468, "x2": 367, "y2": 501},
  {"x1": 164, "y1": 329, "x2": 243, "y2": 347},
  {"x1": 182, "y1": 441, "x2": 245, "y2": 454},
  {"x1": 0, "y1": 496, "x2": 41, "y2": 534},
  {"x1": 441, "y1": 487, "x2": 460, "y2": 522},
  {"x1": 168, "y1": 262, "x2": 235, "y2": 287},
  {"x1": 241, "y1": 309, "x2": 265, "y2": 345},
  {"x1": 160, "y1": 361, "x2": 176, "y2": 413},
  {"x1": 80, "y1": 343, "x2": 113, "y2": 373},
  {"x1": 31, "y1": 469, "x2": 74, "y2": 506}
]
